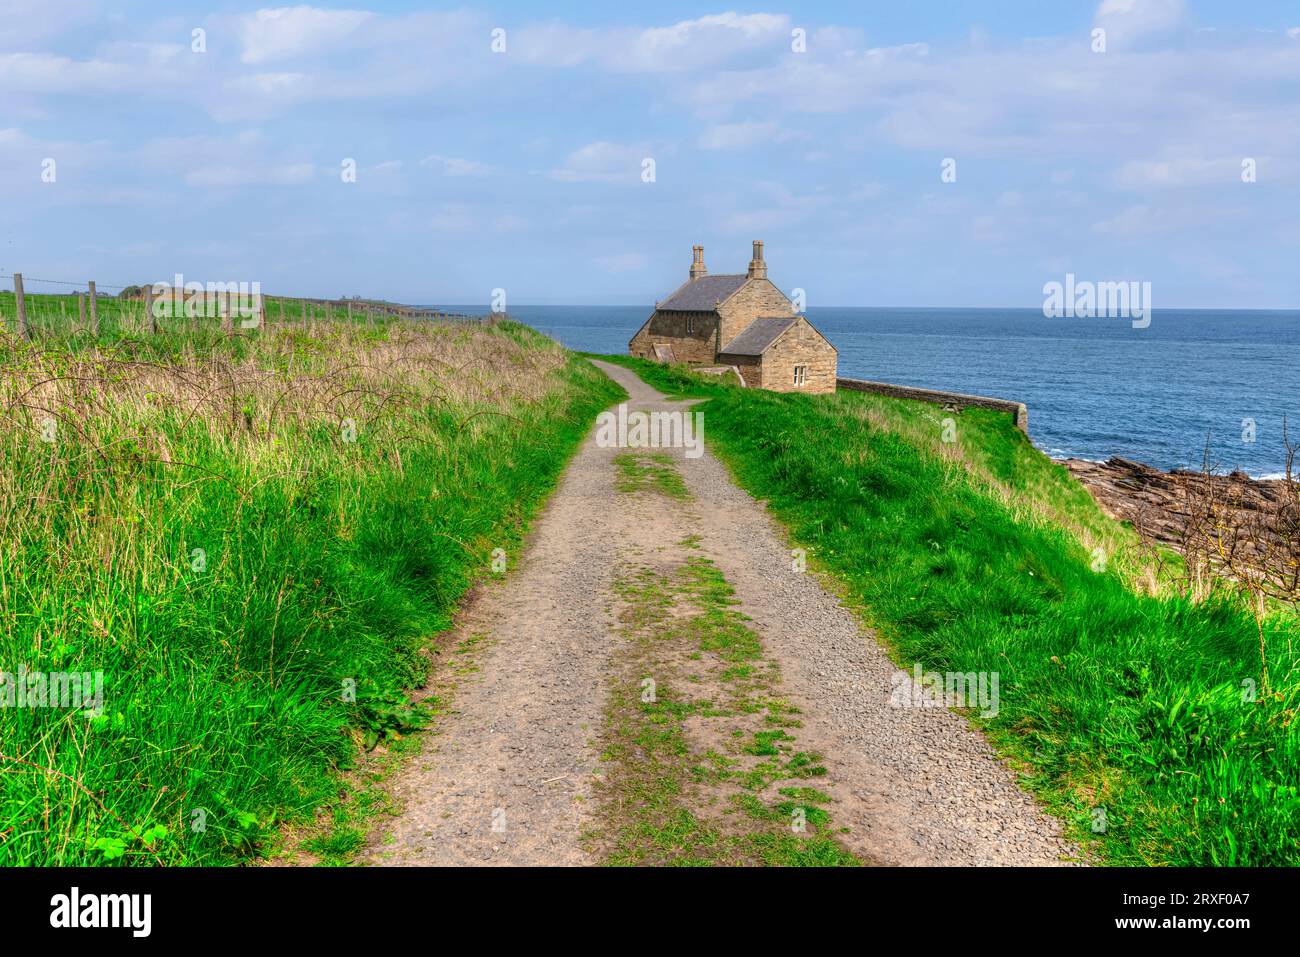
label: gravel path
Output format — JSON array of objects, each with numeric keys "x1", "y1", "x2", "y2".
[
  {"x1": 363, "y1": 394, "x2": 633, "y2": 865},
  {"x1": 365, "y1": 360, "x2": 1080, "y2": 866}
]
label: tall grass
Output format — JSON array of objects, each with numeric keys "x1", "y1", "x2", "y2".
[
  {"x1": 600, "y1": 355, "x2": 1300, "y2": 866},
  {"x1": 0, "y1": 299, "x2": 619, "y2": 864}
]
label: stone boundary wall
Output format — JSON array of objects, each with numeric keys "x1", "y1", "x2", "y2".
[
  {"x1": 697, "y1": 364, "x2": 748, "y2": 386},
  {"x1": 837, "y1": 377, "x2": 1029, "y2": 434}
]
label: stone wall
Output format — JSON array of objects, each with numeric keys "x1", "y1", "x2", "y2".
[
  {"x1": 697, "y1": 365, "x2": 748, "y2": 387},
  {"x1": 756, "y1": 316, "x2": 837, "y2": 394},
  {"x1": 628, "y1": 310, "x2": 719, "y2": 364},
  {"x1": 724, "y1": 355, "x2": 763, "y2": 387},
  {"x1": 717, "y1": 279, "x2": 796, "y2": 346},
  {"x1": 837, "y1": 377, "x2": 1029, "y2": 433}
]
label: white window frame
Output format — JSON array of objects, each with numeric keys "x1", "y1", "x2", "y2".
[
  {"x1": 686, "y1": 315, "x2": 695, "y2": 335},
  {"x1": 793, "y1": 365, "x2": 807, "y2": 386}
]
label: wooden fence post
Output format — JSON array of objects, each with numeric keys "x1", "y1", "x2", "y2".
[
  {"x1": 14, "y1": 273, "x2": 30, "y2": 342},
  {"x1": 300, "y1": 300, "x2": 306, "y2": 328},
  {"x1": 145, "y1": 286, "x2": 157, "y2": 334},
  {"x1": 87, "y1": 281, "x2": 98, "y2": 338}
]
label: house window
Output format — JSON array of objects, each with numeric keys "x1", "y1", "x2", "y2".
[
  {"x1": 686, "y1": 316, "x2": 695, "y2": 335},
  {"x1": 793, "y1": 365, "x2": 807, "y2": 386}
]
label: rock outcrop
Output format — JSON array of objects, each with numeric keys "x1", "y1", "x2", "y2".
[{"x1": 1062, "y1": 456, "x2": 1293, "y2": 556}]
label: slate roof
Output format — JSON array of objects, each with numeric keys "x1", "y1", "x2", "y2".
[
  {"x1": 657, "y1": 274, "x2": 748, "y2": 311},
  {"x1": 718, "y1": 317, "x2": 797, "y2": 356}
]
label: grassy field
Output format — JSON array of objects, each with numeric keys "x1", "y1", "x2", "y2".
[
  {"x1": 596, "y1": 354, "x2": 1300, "y2": 866},
  {"x1": 0, "y1": 293, "x2": 620, "y2": 865}
]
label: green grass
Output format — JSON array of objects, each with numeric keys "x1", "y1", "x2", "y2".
[
  {"x1": 595, "y1": 355, "x2": 1300, "y2": 866},
  {"x1": 0, "y1": 299, "x2": 622, "y2": 865},
  {"x1": 613, "y1": 451, "x2": 692, "y2": 500},
  {"x1": 0, "y1": 289, "x2": 393, "y2": 358},
  {"x1": 594, "y1": 537, "x2": 858, "y2": 867}
]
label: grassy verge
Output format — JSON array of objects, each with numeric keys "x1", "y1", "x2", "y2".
[
  {"x1": 291, "y1": 628, "x2": 494, "y2": 866},
  {"x1": 594, "y1": 354, "x2": 1300, "y2": 866},
  {"x1": 0, "y1": 302, "x2": 620, "y2": 865}
]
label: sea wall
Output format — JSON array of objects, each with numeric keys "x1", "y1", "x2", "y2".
[{"x1": 836, "y1": 377, "x2": 1029, "y2": 433}]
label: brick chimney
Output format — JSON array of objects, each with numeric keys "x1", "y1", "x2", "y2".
[
  {"x1": 747, "y1": 240, "x2": 767, "y2": 279},
  {"x1": 689, "y1": 244, "x2": 708, "y2": 280}
]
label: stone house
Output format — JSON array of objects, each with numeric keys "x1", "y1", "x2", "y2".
[{"x1": 629, "y1": 241, "x2": 837, "y2": 394}]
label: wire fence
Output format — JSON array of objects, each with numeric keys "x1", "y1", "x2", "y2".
[{"x1": 0, "y1": 271, "x2": 503, "y2": 342}]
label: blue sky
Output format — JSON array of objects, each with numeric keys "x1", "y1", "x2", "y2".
[{"x1": 2, "y1": 0, "x2": 1299, "y2": 306}]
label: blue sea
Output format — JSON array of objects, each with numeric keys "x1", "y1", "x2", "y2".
[{"x1": 440, "y1": 305, "x2": 1300, "y2": 478}]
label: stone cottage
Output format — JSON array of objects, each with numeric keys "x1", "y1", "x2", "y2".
[{"x1": 629, "y1": 242, "x2": 837, "y2": 394}]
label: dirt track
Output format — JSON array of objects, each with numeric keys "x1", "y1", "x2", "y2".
[{"x1": 364, "y1": 361, "x2": 1078, "y2": 866}]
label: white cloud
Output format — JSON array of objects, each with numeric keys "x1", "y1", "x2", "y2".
[
  {"x1": 133, "y1": 132, "x2": 320, "y2": 191},
  {"x1": 549, "y1": 141, "x2": 651, "y2": 183},
  {"x1": 0, "y1": 127, "x2": 30, "y2": 151},
  {"x1": 239, "y1": 6, "x2": 375, "y2": 64},
  {"x1": 0, "y1": 0, "x2": 99, "y2": 48},
  {"x1": 1090, "y1": 200, "x2": 1236, "y2": 237},
  {"x1": 420, "y1": 154, "x2": 492, "y2": 176},
  {"x1": 968, "y1": 214, "x2": 1011, "y2": 245},
  {"x1": 698, "y1": 120, "x2": 780, "y2": 151},
  {"x1": 514, "y1": 12, "x2": 790, "y2": 73},
  {"x1": 688, "y1": 28, "x2": 1300, "y2": 174},
  {"x1": 184, "y1": 162, "x2": 314, "y2": 188},
  {"x1": 213, "y1": 72, "x2": 314, "y2": 119},
  {"x1": 428, "y1": 204, "x2": 477, "y2": 232},
  {"x1": 0, "y1": 52, "x2": 135, "y2": 94},
  {"x1": 1093, "y1": 204, "x2": 1159, "y2": 236},
  {"x1": 1113, "y1": 156, "x2": 1240, "y2": 189},
  {"x1": 714, "y1": 181, "x2": 831, "y2": 233},
  {"x1": 1094, "y1": 0, "x2": 1187, "y2": 48},
  {"x1": 632, "y1": 12, "x2": 787, "y2": 67}
]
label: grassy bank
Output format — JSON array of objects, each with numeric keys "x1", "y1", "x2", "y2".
[
  {"x1": 0, "y1": 300, "x2": 620, "y2": 865},
  {"x1": 597, "y1": 354, "x2": 1300, "y2": 866}
]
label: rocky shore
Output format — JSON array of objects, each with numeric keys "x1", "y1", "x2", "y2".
[{"x1": 1061, "y1": 456, "x2": 1292, "y2": 551}]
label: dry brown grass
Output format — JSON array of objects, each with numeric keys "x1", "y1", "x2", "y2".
[{"x1": 0, "y1": 314, "x2": 617, "y2": 865}]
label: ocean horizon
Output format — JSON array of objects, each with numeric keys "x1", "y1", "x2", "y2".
[{"x1": 431, "y1": 304, "x2": 1299, "y2": 479}]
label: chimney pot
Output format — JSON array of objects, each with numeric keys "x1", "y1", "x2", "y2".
[
  {"x1": 690, "y1": 243, "x2": 708, "y2": 280},
  {"x1": 747, "y1": 239, "x2": 767, "y2": 279}
]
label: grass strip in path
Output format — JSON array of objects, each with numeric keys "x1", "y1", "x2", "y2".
[
  {"x1": 590, "y1": 536, "x2": 860, "y2": 867},
  {"x1": 613, "y1": 451, "x2": 692, "y2": 500}
]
